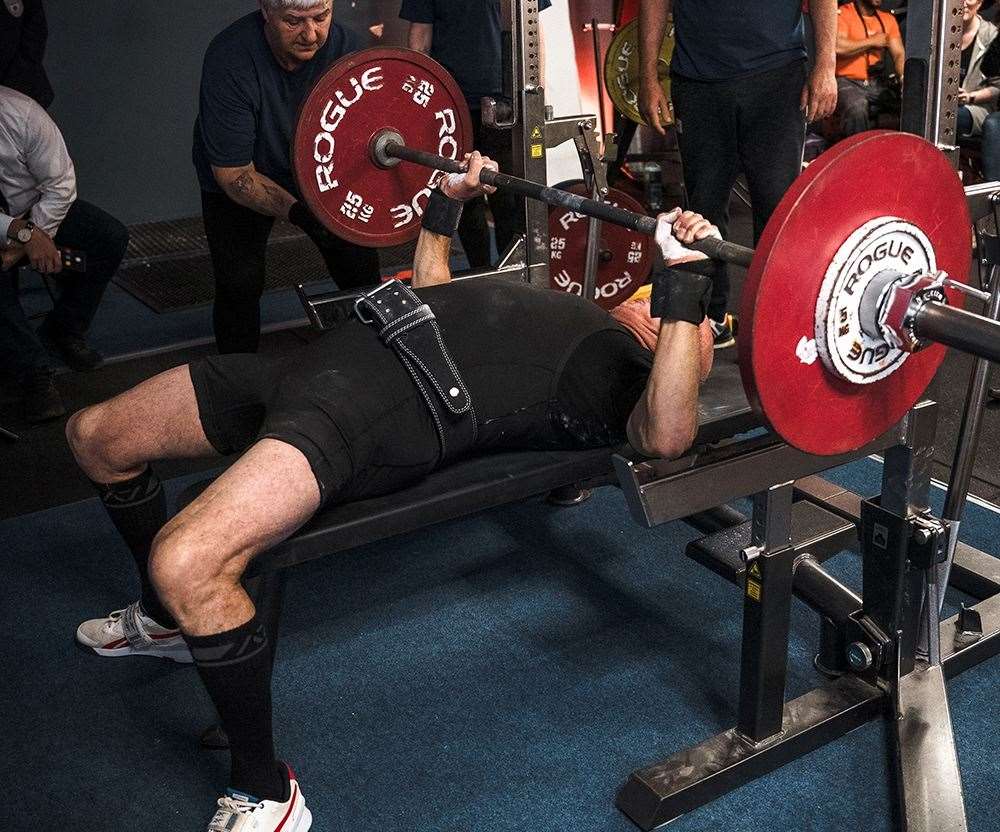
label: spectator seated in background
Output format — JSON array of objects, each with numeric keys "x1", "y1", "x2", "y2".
[
  {"x1": 0, "y1": 86, "x2": 128, "y2": 423},
  {"x1": 957, "y1": 0, "x2": 1000, "y2": 143},
  {"x1": 832, "y1": 0, "x2": 905, "y2": 137},
  {"x1": 972, "y1": 14, "x2": 1000, "y2": 181}
]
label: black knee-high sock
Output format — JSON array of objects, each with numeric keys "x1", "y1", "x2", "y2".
[
  {"x1": 185, "y1": 612, "x2": 289, "y2": 802},
  {"x1": 93, "y1": 466, "x2": 175, "y2": 628}
]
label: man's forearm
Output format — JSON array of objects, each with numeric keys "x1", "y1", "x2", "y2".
[
  {"x1": 639, "y1": 0, "x2": 672, "y2": 82},
  {"x1": 627, "y1": 320, "x2": 700, "y2": 459},
  {"x1": 811, "y1": 0, "x2": 838, "y2": 70},
  {"x1": 890, "y1": 42, "x2": 905, "y2": 77},
  {"x1": 836, "y1": 35, "x2": 875, "y2": 58},
  {"x1": 217, "y1": 166, "x2": 297, "y2": 218},
  {"x1": 411, "y1": 228, "x2": 453, "y2": 288}
]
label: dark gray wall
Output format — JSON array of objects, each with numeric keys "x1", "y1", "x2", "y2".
[{"x1": 44, "y1": 1, "x2": 407, "y2": 225}]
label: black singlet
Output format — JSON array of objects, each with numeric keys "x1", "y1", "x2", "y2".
[{"x1": 189, "y1": 279, "x2": 652, "y2": 504}]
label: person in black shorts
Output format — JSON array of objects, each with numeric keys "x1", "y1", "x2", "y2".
[
  {"x1": 400, "y1": 0, "x2": 552, "y2": 268},
  {"x1": 193, "y1": 0, "x2": 381, "y2": 354},
  {"x1": 65, "y1": 153, "x2": 716, "y2": 832}
]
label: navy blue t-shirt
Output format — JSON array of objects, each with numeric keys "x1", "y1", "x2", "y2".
[
  {"x1": 192, "y1": 12, "x2": 358, "y2": 196},
  {"x1": 399, "y1": 0, "x2": 551, "y2": 112},
  {"x1": 671, "y1": 0, "x2": 806, "y2": 81}
]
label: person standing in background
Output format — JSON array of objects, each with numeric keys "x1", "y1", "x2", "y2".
[
  {"x1": 0, "y1": 0, "x2": 54, "y2": 108},
  {"x1": 638, "y1": 0, "x2": 838, "y2": 348},
  {"x1": 400, "y1": 0, "x2": 552, "y2": 269}
]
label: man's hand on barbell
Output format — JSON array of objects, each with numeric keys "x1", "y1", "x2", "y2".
[
  {"x1": 437, "y1": 151, "x2": 499, "y2": 202},
  {"x1": 654, "y1": 208, "x2": 721, "y2": 266}
]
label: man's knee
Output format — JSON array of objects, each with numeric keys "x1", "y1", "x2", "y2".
[
  {"x1": 983, "y1": 113, "x2": 1000, "y2": 143},
  {"x1": 148, "y1": 526, "x2": 235, "y2": 619},
  {"x1": 101, "y1": 218, "x2": 130, "y2": 266},
  {"x1": 66, "y1": 405, "x2": 114, "y2": 475}
]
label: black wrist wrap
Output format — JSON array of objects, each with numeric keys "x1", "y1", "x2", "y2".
[
  {"x1": 421, "y1": 189, "x2": 464, "y2": 238},
  {"x1": 650, "y1": 266, "x2": 714, "y2": 326}
]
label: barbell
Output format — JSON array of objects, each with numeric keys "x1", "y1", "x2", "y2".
[{"x1": 291, "y1": 47, "x2": 999, "y2": 457}]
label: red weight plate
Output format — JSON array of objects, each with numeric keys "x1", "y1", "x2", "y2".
[
  {"x1": 548, "y1": 180, "x2": 654, "y2": 309},
  {"x1": 738, "y1": 131, "x2": 970, "y2": 456},
  {"x1": 293, "y1": 47, "x2": 473, "y2": 247}
]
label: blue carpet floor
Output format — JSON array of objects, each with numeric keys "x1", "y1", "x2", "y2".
[{"x1": 2, "y1": 456, "x2": 999, "y2": 831}]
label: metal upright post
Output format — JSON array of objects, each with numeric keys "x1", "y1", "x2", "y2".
[
  {"x1": 737, "y1": 482, "x2": 796, "y2": 743},
  {"x1": 901, "y1": 0, "x2": 964, "y2": 163},
  {"x1": 503, "y1": 0, "x2": 550, "y2": 288},
  {"x1": 864, "y1": 403, "x2": 969, "y2": 832}
]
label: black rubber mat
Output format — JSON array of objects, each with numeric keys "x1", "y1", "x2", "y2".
[{"x1": 115, "y1": 216, "x2": 459, "y2": 313}]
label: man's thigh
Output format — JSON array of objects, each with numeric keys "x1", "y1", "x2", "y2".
[
  {"x1": 86, "y1": 354, "x2": 277, "y2": 470},
  {"x1": 52, "y1": 200, "x2": 129, "y2": 264},
  {"x1": 158, "y1": 437, "x2": 321, "y2": 588}
]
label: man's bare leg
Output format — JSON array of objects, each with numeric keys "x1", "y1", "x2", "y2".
[
  {"x1": 68, "y1": 365, "x2": 220, "y2": 634},
  {"x1": 149, "y1": 438, "x2": 320, "y2": 803},
  {"x1": 67, "y1": 364, "x2": 217, "y2": 482}
]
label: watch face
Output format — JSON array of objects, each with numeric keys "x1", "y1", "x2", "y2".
[{"x1": 17, "y1": 226, "x2": 32, "y2": 243}]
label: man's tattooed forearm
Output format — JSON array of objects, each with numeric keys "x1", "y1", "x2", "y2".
[{"x1": 233, "y1": 170, "x2": 256, "y2": 198}]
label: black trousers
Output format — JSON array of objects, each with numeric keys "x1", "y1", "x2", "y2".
[
  {"x1": 201, "y1": 190, "x2": 381, "y2": 354},
  {"x1": 0, "y1": 199, "x2": 127, "y2": 379},
  {"x1": 834, "y1": 76, "x2": 887, "y2": 138},
  {"x1": 456, "y1": 113, "x2": 524, "y2": 270},
  {"x1": 672, "y1": 61, "x2": 807, "y2": 321}
]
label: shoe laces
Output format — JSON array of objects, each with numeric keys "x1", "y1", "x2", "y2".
[
  {"x1": 208, "y1": 794, "x2": 260, "y2": 830},
  {"x1": 102, "y1": 603, "x2": 136, "y2": 634}
]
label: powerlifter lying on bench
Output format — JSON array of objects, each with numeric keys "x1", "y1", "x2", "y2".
[{"x1": 65, "y1": 152, "x2": 716, "y2": 832}]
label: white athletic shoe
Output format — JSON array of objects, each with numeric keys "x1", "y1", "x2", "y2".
[
  {"x1": 207, "y1": 767, "x2": 312, "y2": 832},
  {"x1": 75, "y1": 600, "x2": 192, "y2": 663}
]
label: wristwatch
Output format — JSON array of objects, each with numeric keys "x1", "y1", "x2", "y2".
[{"x1": 14, "y1": 221, "x2": 35, "y2": 244}]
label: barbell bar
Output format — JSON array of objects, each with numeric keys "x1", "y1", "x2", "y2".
[{"x1": 373, "y1": 135, "x2": 756, "y2": 268}]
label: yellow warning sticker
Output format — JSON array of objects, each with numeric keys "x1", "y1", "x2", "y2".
[
  {"x1": 531, "y1": 126, "x2": 543, "y2": 139},
  {"x1": 749, "y1": 561, "x2": 762, "y2": 579},
  {"x1": 531, "y1": 144, "x2": 544, "y2": 158},
  {"x1": 746, "y1": 580, "x2": 761, "y2": 601}
]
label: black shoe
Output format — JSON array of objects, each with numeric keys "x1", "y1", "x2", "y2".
[
  {"x1": 39, "y1": 324, "x2": 104, "y2": 371},
  {"x1": 22, "y1": 371, "x2": 66, "y2": 423},
  {"x1": 708, "y1": 314, "x2": 736, "y2": 349}
]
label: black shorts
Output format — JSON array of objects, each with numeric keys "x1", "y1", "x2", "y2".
[{"x1": 188, "y1": 341, "x2": 440, "y2": 506}]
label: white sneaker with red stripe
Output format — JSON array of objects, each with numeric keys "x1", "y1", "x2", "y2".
[
  {"x1": 207, "y1": 767, "x2": 312, "y2": 832},
  {"x1": 75, "y1": 601, "x2": 192, "y2": 663}
]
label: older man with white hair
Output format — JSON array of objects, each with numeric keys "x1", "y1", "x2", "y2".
[{"x1": 193, "y1": 1, "x2": 381, "y2": 356}]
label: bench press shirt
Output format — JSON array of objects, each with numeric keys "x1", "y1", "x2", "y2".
[{"x1": 189, "y1": 278, "x2": 653, "y2": 505}]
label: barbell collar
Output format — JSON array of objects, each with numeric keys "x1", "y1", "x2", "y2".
[
  {"x1": 382, "y1": 140, "x2": 755, "y2": 268},
  {"x1": 912, "y1": 302, "x2": 1000, "y2": 365}
]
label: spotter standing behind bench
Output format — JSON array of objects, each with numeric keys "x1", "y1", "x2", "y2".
[{"x1": 66, "y1": 152, "x2": 715, "y2": 832}]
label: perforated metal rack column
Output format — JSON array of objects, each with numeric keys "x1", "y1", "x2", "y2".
[
  {"x1": 902, "y1": 0, "x2": 964, "y2": 162},
  {"x1": 502, "y1": 0, "x2": 550, "y2": 288}
]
